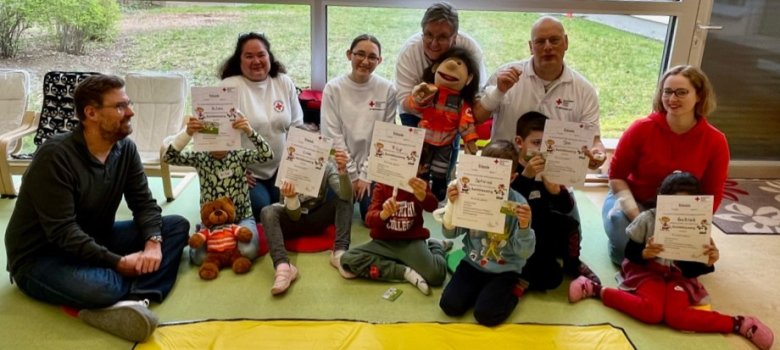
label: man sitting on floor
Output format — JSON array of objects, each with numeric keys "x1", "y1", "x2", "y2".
[{"x1": 4, "y1": 74, "x2": 189, "y2": 342}]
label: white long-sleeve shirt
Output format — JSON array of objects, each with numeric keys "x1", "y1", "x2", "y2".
[
  {"x1": 220, "y1": 74, "x2": 303, "y2": 179},
  {"x1": 320, "y1": 74, "x2": 397, "y2": 182},
  {"x1": 394, "y1": 32, "x2": 487, "y2": 116}
]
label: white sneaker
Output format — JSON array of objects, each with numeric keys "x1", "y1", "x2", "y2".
[
  {"x1": 404, "y1": 267, "x2": 431, "y2": 295},
  {"x1": 330, "y1": 250, "x2": 356, "y2": 279},
  {"x1": 78, "y1": 299, "x2": 158, "y2": 342}
]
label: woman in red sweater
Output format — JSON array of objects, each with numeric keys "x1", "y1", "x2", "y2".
[{"x1": 603, "y1": 65, "x2": 729, "y2": 265}]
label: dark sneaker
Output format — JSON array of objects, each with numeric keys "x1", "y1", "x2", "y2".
[{"x1": 78, "y1": 299, "x2": 158, "y2": 342}]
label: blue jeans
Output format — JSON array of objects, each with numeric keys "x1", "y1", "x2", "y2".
[
  {"x1": 13, "y1": 215, "x2": 189, "y2": 309},
  {"x1": 249, "y1": 173, "x2": 280, "y2": 221},
  {"x1": 189, "y1": 217, "x2": 260, "y2": 265},
  {"x1": 602, "y1": 190, "x2": 639, "y2": 265}
]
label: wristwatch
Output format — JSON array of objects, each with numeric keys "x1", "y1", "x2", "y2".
[{"x1": 147, "y1": 235, "x2": 163, "y2": 244}]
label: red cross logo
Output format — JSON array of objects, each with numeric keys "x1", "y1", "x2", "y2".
[
  {"x1": 273, "y1": 100, "x2": 284, "y2": 112},
  {"x1": 369, "y1": 100, "x2": 376, "y2": 108},
  {"x1": 494, "y1": 159, "x2": 500, "y2": 164},
  {"x1": 556, "y1": 98, "x2": 562, "y2": 105}
]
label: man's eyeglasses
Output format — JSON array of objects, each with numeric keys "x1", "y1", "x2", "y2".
[
  {"x1": 532, "y1": 36, "x2": 564, "y2": 48},
  {"x1": 662, "y1": 88, "x2": 690, "y2": 98},
  {"x1": 99, "y1": 100, "x2": 134, "y2": 114},
  {"x1": 422, "y1": 32, "x2": 454, "y2": 45},
  {"x1": 351, "y1": 51, "x2": 380, "y2": 63}
]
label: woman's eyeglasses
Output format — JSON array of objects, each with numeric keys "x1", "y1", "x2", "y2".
[
  {"x1": 662, "y1": 88, "x2": 690, "y2": 98},
  {"x1": 351, "y1": 51, "x2": 380, "y2": 63}
]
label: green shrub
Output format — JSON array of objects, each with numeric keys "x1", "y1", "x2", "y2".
[
  {"x1": 46, "y1": 0, "x2": 120, "y2": 54},
  {"x1": 0, "y1": 0, "x2": 45, "y2": 58}
]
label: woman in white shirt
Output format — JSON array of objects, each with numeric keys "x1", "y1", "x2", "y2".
[
  {"x1": 218, "y1": 32, "x2": 304, "y2": 219},
  {"x1": 320, "y1": 34, "x2": 397, "y2": 221}
]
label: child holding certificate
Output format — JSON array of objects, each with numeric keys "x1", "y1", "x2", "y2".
[
  {"x1": 510, "y1": 112, "x2": 600, "y2": 290},
  {"x1": 163, "y1": 113, "x2": 273, "y2": 265},
  {"x1": 261, "y1": 146, "x2": 353, "y2": 295},
  {"x1": 439, "y1": 140, "x2": 535, "y2": 326},
  {"x1": 569, "y1": 172, "x2": 773, "y2": 350},
  {"x1": 338, "y1": 177, "x2": 450, "y2": 295}
]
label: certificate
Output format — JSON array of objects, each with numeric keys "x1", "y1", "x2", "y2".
[
  {"x1": 275, "y1": 127, "x2": 334, "y2": 198},
  {"x1": 540, "y1": 120, "x2": 595, "y2": 187},
  {"x1": 191, "y1": 86, "x2": 241, "y2": 152},
  {"x1": 367, "y1": 121, "x2": 425, "y2": 193},
  {"x1": 452, "y1": 154, "x2": 513, "y2": 232},
  {"x1": 653, "y1": 195, "x2": 714, "y2": 264}
]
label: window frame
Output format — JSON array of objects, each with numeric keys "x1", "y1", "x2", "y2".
[{"x1": 189, "y1": 0, "x2": 710, "y2": 89}]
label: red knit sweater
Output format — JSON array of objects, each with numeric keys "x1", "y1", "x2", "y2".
[
  {"x1": 609, "y1": 111, "x2": 730, "y2": 210},
  {"x1": 365, "y1": 183, "x2": 438, "y2": 240}
]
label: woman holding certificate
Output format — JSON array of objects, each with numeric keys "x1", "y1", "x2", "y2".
[
  {"x1": 219, "y1": 32, "x2": 304, "y2": 219},
  {"x1": 320, "y1": 34, "x2": 397, "y2": 221},
  {"x1": 571, "y1": 172, "x2": 773, "y2": 350},
  {"x1": 603, "y1": 65, "x2": 729, "y2": 265}
]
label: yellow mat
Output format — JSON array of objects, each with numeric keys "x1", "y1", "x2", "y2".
[{"x1": 135, "y1": 320, "x2": 635, "y2": 350}]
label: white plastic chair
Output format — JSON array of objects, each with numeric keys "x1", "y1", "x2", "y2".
[
  {"x1": 124, "y1": 71, "x2": 196, "y2": 202},
  {"x1": 0, "y1": 69, "x2": 32, "y2": 198}
]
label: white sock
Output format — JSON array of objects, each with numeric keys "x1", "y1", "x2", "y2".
[{"x1": 404, "y1": 267, "x2": 430, "y2": 295}]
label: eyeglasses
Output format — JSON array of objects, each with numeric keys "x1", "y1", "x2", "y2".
[
  {"x1": 99, "y1": 100, "x2": 134, "y2": 114},
  {"x1": 351, "y1": 51, "x2": 380, "y2": 63},
  {"x1": 662, "y1": 88, "x2": 690, "y2": 98},
  {"x1": 532, "y1": 36, "x2": 564, "y2": 48},
  {"x1": 422, "y1": 32, "x2": 454, "y2": 45}
]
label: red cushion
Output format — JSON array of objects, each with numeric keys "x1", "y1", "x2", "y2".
[
  {"x1": 256, "y1": 224, "x2": 336, "y2": 253},
  {"x1": 256, "y1": 224, "x2": 269, "y2": 256}
]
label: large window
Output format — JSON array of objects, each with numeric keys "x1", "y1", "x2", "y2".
[
  {"x1": 1, "y1": 2, "x2": 311, "y2": 112},
  {"x1": 1, "y1": 0, "x2": 710, "y2": 142},
  {"x1": 326, "y1": 7, "x2": 667, "y2": 138}
]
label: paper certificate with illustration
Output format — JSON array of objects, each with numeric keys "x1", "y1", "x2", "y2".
[
  {"x1": 367, "y1": 121, "x2": 425, "y2": 193},
  {"x1": 653, "y1": 195, "x2": 714, "y2": 264},
  {"x1": 451, "y1": 154, "x2": 513, "y2": 232},
  {"x1": 191, "y1": 86, "x2": 241, "y2": 152},
  {"x1": 275, "y1": 127, "x2": 334, "y2": 198},
  {"x1": 540, "y1": 120, "x2": 595, "y2": 187}
]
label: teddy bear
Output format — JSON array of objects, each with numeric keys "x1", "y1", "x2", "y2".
[
  {"x1": 189, "y1": 197, "x2": 253, "y2": 280},
  {"x1": 407, "y1": 47, "x2": 481, "y2": 200}
]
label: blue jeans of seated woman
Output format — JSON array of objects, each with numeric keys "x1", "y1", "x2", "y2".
[
  {"x1": 189, "y1": 217, "x2": 260, "y2": 265},
  {"x1": 249, "y1": 173, "x2": 280, "y2": 221},
  {"x1": 602, "y1": 190, "x2": 647, "y2": 265},
  {"x1": 12, "y1": 215, "x2": 189, "y2": 309}
]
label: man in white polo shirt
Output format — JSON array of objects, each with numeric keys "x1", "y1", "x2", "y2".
[{"x1": 474, "y1": 15, "x2": 606, "y2": 168}]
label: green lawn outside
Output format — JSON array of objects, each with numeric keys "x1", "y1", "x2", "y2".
[{"x1": 12, "y1": 3, "x2": 664, "y2": 141}]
